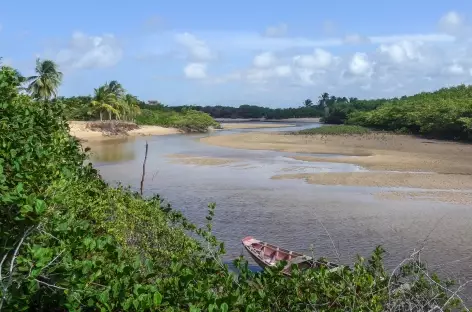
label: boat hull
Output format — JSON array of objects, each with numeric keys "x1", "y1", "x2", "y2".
[{"x1": 241, "y1": 236, "x2": 337, "y2": 276}]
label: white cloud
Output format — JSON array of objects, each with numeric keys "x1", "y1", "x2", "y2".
[
  {"x1": 55, "y1": 31, "x2": 122, "y2": 70},
  {"x1": 175, "y1": 32, "x2": 213, "y2": 61},
  {"x1": 379, "y1": 41, "x2": 423, "y2": 63},
  {"x1": 274, "y1": 65, "x2": 292, "y2": 78},
  {"x1": 253, "y1": 52, "x2": 277, "y2": 68},
  {"x1": 293, "y1": 48, "x2": 334, "y2": 69},
  {"x1": 184, "y1": 63, "x2": 207, "y2": 79},
  {"x1": 264, "y1": 23, "x2": 288, "y2": 37},
  {"x1": 348, "y1": 53, "x2": 373, "y2": 76}
]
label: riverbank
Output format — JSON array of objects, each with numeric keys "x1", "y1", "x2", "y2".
[
  {"x1": 69, "y1": 121, "x2": 182, "y2": 141},
  {"x1": 200, "y1": 132, "x2": 472, "y2": 195}
]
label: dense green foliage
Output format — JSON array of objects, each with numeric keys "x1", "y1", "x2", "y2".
[
  {"x1": 136, "y1": 105, "x2": 221, "y2": 133},
  {"x1": 295, "y1": 125, "x2": 371, "y2": 135},
  {"x1": 170, "y1": 104, "x2": 324, "y2": 120},
  {"x1": 320, "y1": 86, "x2": 472, "y2": 140},
  {"x1": 1, "y1": 62, "x2": 467, "y2": 311}
]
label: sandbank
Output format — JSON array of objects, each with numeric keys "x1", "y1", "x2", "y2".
[
  {"x1": 200, "y1": 131, "x2": 472, "y2": 199},
  {"x1": 69, "y1": 121, "x2": 180, "y2": 141},
  {"x1": 220, "y1": 123, "x2": 295, "y2": 130},
  {"x1": 271, "y1": 172, "x2": 472, "y2": 190},
  {"x1": 167, "y1": 154, "x2": 237, "y2": 166},
  {"x1": 200, "y1": 132, "x2": 472, "y2": 174}
]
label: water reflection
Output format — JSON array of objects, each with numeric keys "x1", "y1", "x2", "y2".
[{"x1": 84, "y1": 137, "x2": 136, "y2": 163}]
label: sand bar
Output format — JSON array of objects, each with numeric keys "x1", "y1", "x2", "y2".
[
  {"x1": 69, "y1": 121, "x2": 181, "y2": 141},
  {"x1": 200, "y1": 132, "x2": 472, "y2": 174},
  {"x1": 272, "y1": 172, "x2": 472, "y2": 190},
  {"x1": 167, "y1": 154, "x2": 237, "y2": 166},
  {"x1": 220, "y1": 123, "x2": 295, "y2": 130}
]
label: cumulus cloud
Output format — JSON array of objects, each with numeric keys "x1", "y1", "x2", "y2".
[
  {"x1": 55, "y1": 31, "x2": 123, "y2": 70},
  {"x1": 175, "y1": 32, "x2": 213, "y2": 61},
  {"x1": 253, "y1": 52, "x2": 277, "y2": 68},
  {"x1": 293, "y1": 48, "x2": 335, "y2": 69},
  {"x1": 378, "y1": 41, "x2": 423, "y2": 63},
  {"x1": 184, "y1": 63, "x2": 207, "y2": 79},
  {"x1": 348, "y1": 53, "x2": 374, "y2": 76},
  {"x1": 264, "y1": 23, "x2": 288, "y2": 37}
]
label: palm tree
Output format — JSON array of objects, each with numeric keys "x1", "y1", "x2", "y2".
[
  {"x1": 318, "y1": 92, "x2": 330, "y2": 108},
  {"x1": 124, "y1": 94, "x2": 141, "y2": 121},
  {"x1": 303, "y1": 98, "x2": 313, "y2": 107},
  {"x1": 90, "y1": 85, "x2": 119, "y2": 121},
  {"x1": 26, "y1": 58, "x2": 63, "y2": 101},
  {"x1": 106, "y1": 80, "x2": 125, "y2": 98},
  {"x1": 105, "y1": 80, "x2": 126, "y2": 119},
  {"x1": 318, "y1": 92, "x2": 330, "y2": 118}
]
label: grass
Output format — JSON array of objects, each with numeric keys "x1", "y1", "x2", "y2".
[{"x1": 293, "y1": 125, "x2": 372, "y2": 135}]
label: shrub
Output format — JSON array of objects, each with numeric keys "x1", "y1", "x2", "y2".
[
  {"x1": 136, "y1": 108, "x2": 220, "y2": 133},
  {"x1": 293, "y1": 125, "x2": 372, "y2": 135}
]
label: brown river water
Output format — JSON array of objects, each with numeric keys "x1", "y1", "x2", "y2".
[{"x1": 84, "y1": 122, "x2": 472, "y2": 296}]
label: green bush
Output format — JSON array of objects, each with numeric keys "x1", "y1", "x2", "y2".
[{"x1": 136, "y1": 108, "x2": 220, "y2": 133}]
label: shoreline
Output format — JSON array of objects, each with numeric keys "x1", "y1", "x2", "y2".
[
  {"x1": 69, "y1": 121, "x2": 181, "y2": 141},
  {"x1": 70, "y1": 121, "x2": 297, "y2": 142}
]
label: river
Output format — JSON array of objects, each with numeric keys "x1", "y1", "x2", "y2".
[{"x1": 84, "y1": 122, "x2": 472, "y2": 291}]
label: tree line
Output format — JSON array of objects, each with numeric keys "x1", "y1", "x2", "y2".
[{"x1": 164, "y1": 93, "x2": 373, "y2": 120}]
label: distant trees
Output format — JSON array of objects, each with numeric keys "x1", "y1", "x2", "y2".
[
  {"x1": 170, "y1": 104, "x2": 324, "y2": 120},
  {"x1": 303, "y1": 98, "x2": 313, "y2": 107}
]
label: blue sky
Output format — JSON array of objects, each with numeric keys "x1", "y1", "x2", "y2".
[{"x1": 1, "y1": 0, "x2": 472, "y2": 107}]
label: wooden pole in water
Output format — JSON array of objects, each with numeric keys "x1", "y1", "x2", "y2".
[{"x1": 140, "y1": 141, "x2": 148, "y2": 196}]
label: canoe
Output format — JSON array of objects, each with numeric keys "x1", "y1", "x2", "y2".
[{"x1": 241, "y1": 236, "x2": 338, "y2": 276}]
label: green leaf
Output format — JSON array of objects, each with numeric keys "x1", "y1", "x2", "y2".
[
  {"x1": 16, "y1": 182, "x2": 24, "y2": 193},
  {"x1": 20, "y1": 204, "x2": 33, "y2": 215},
  {"x1": 220, "y1": 303, "x2": 228, "y2": 312},
  {"x1": 153, "y1": 291, "x2": 163, "y2": 306},
  {"x1": 35, "y1": 199, "x2": 47, "y2": 214}
]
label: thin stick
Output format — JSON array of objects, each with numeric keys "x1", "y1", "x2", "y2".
[{"x1": 140, "y1": 141, "x2": 148, "y2": 196}]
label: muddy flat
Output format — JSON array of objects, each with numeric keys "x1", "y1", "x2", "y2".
[{"x1": 201, "y1": 132, "x2": 472, "y2": 174}]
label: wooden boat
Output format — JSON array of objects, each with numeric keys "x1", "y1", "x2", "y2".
[{"x1": 241, "y1": 236, "x2": 338, "y2": 276}]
